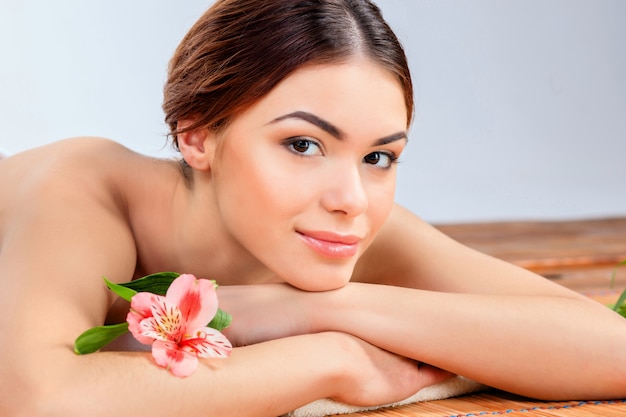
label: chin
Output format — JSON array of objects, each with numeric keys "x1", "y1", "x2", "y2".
[
  {"x1": 289, "y1": 272, "x2": 352, "y2": 292},
  {"x1": 276, "y1": 259, "x2": 356, "y2": 291}
]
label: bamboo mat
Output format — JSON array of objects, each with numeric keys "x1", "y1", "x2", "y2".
[{"x1": 342, "y1": 391, "x2": 626, "y2": 417}]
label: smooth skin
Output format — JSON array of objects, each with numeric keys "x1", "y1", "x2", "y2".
[{"x1": 1, "y1": 59, "x2": 625, "y2": 417}]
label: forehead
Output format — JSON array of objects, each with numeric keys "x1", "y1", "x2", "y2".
[{"x1": 236, "y1": 59, "x2": 408, "y2": 136}]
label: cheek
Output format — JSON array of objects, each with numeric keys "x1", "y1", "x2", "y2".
[
  {"x1": 366, "y1": 178, "x2": 397, "y2": 234},
  {"x1": 214, "y1": 146, "x2": 309, "y2": 231}
]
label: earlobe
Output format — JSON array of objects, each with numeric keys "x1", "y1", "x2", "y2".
[{"x1": 176, "y1": 120, "x2": 215, "y2": 171}]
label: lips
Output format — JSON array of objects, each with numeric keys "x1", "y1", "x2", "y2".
[{"x1": 296, "y1": 230, "x2": 362, "y2": 259}]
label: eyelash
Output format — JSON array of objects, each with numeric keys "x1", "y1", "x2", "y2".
[
  {"x1": 364, "y1": 151, "x2": 399, "y2": 170},
  {"x1": 285, "y1": 138, "x2": 322, "y2": 156},
  {"x1": 283, "y1": 137, "x2": 400, "y2": 170}
]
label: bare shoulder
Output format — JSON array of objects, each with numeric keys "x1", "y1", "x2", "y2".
[
  {"x1": 1, "y1": 137, "x2": 147, "y2": 220},
  {"x1": 0, "y1": 138, "x2": 143, "y2": 348},
  {"x1": 353, "y1": 203, "x2": 582, "y2": 298},
  {"x1": 0, "y1": 137, "x2": 142, "y2": 270},
  {"x1": 352, "y1": 204, "x2": 443, "y2": 287},
  {"x1": 0, "y1": 137, "x2": 134, "y2": 197}
]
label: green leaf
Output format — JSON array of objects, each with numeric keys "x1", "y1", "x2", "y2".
[
  {"x1": 613, "y1": 287, "x2": 626, "y2": 313},
  {"x1": 208, "y1": 308, "x2": 232, "y2": 331},
  {"x1": 116, "y1": 272, "x2": 181, "y2": 296},
  {"x1": 609, "y1": 260, "x2": 626, "y2": 313},
  {"x1": 74, "y1": 322, "x2": 129, "y2": 355},
  {"x1": 104, "y1": 277, "x2": 138, "y2": 302},
  {"x1": 608, "y1": 301, "x2": 626, "y2": 317},
  {"x1": 609, "y1": 259, "x2": 626, "y2": 289}
]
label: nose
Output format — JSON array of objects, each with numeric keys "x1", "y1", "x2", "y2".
[{"x1": 320, "y1": 163, "x2": 368, "y2": 217}]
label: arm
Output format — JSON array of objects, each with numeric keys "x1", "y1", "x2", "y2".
[
  {"x1": 9, "y1": 331, "x2": 434, "y2": 417},
  {"x1": 312, "y1": 283, "x2": 626, "y2": 400},
  {"x1": 326, "y1": 205, "x2": 626, "y2": 399},
  {"x1": 0, "y1": 165, "x2": 442, "y2": 417},
  {"x1": 221, "y1": 205, "x2": 626, "y2": 400}
]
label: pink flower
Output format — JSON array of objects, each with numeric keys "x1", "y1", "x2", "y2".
[{"x1": 127, "y1": 274, "x2": 232, "y2": 377}]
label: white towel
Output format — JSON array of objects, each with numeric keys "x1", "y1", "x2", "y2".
[{"x1": 286, "y1": 376, "x2": 487, "y2": 417}]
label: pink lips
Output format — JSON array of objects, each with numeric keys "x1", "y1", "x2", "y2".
[{"x1": 297, "y1": 230, "x2": 361, "y2": 259}]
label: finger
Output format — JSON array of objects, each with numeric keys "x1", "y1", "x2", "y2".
[{"x1": 417, "y1": 363, "x2": 454, "y2": 387}]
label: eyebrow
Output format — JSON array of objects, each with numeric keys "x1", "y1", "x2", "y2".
[{"x1": 269, "y1": 111, "x2": 408, "y2": 145}]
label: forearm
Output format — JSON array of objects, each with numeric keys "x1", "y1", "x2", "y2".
[
  {"x1": 311, "y1": 283, "x2": 626, "y2": 400},
  {"x1": 6, "y1": 334, "x2": 344, "y2": 417}
]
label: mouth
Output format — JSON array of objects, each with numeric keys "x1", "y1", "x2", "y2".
[{"x1": 296, "y1": 230, "x2": 362, "y2": 259}]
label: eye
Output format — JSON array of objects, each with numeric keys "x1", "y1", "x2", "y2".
[
  {"x1": 286, "y1": 138, "x2": 322, "y2": 156},
  {"x1": 363, "y1": 151, "x2": 397, "y2": 169}
]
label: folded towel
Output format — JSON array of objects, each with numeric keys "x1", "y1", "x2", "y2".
[{"x1": 286, "y1": 376, "x2": 487, "y2": 417}]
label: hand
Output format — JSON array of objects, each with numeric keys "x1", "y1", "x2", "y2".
[
  {"x1": 330, "y1": 333, "x2": 453, "y2": 406},
  {"x1": 217, "y1": 284, "x2": 312, "y2": 346}
]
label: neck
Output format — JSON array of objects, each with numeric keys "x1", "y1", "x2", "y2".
[{"x1": 127, "y1": 163, "x2": 274, "y2": 284}]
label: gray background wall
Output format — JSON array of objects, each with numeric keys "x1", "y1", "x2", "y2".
[{"x1": 1, "y1": 0, "x2": 624, "y2": 224}]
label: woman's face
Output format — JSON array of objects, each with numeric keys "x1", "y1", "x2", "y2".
[{"x1": 210, "y1": 59, "x2": 408, "y2": 291}]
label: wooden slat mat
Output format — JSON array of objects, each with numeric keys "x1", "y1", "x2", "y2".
[
  {"x1": 342, "y1": 391, "x2": 626, "y2": 417},
  {"x1": 435, "y1": 218, "x2": 626, "y2": 270},
  {"x1": 435, "y1": 218, "x2": 626, "y2": 293}
]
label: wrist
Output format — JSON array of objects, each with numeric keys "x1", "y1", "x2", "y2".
[
  {"x1": 306, "y1": 283, "x2": 356, "y2": 334},
  {"x1": 315, "y1": 332, "x2": 364, "y2": 399}
]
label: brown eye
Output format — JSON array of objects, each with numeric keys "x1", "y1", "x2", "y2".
[
  {"x1": 363, "y1": 152, "x2": 380, "y2": 165},
  {"x1": 286, "y1": 138, "x2": 322, "y2": 156},
  {"x1": 363, "y1": 151, "x2": 396, "y2": 169},
  {"x1": 292, "y1": 140, "x2": 310, "y2": 153}
]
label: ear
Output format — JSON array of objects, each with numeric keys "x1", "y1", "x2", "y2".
[{"x1": 176, "y1": 120, "x2": 216, "y2": 171}]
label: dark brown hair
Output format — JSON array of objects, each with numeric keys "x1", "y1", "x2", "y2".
[{"x1": 163, "y1": 0, "x2": 413, "y2": 148}]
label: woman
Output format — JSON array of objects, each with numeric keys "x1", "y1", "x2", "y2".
[{"x1": 1, "y1": 0, "x2": 625, "y2": 416}]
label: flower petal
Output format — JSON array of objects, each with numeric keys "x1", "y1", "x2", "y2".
[
  {"x1": 166, "y1": 274, "x2": 218, "y2": 331},
  {"x1": 127, "y1": 292, "x2": 160, "y2": 345},
  {"x1": 129, "y1": 292, "x2": 157, "y2": 318},
  {"x1": 149, "y1": 295, "x2": 184, "y2": 341},
  {"x1": 127, "y1": 316, "x2": 155, "y2": 345},
  {"x1": 152, "y1": 339, "x2": 199, "y2": 378},
  {"x1": 182, "y1": 327, "x2": 233, "y2": 358}
]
